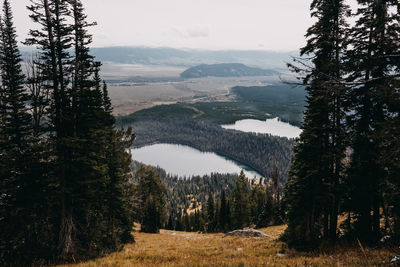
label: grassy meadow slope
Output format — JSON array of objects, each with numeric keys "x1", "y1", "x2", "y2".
[{"x1": 59, "y1": 225, "x2": 397, "y2": 267}]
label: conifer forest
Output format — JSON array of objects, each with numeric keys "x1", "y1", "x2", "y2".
[{"x1": 1, "y1": 0, "x2": 400, "y2": 266}]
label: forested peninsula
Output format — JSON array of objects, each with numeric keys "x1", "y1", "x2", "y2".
[{"x1": 127, "y1": 118, "x2": 294, "y2": 181}]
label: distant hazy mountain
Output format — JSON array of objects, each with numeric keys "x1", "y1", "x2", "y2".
[
  {"x1": 180, "y1": 63, "x2": 278, "y2": 78},
  {"x1": 88, "y1": 46, "x2": 295, "y2": 69},
  {"x1": 19, "y1": 46, "x2": 296, "y2": 70}
]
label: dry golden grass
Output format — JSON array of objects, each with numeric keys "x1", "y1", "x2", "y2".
[{"x1": 59, "y1": 225, "x2": 398, "y2": 267}]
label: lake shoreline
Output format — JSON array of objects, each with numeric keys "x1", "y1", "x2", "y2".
[
  {"x1": 131, "y1": 143, "x2": 263, "y2": 178},
  {"x1": 221, "y1": 117, "x2": 302, "y2": 139}
]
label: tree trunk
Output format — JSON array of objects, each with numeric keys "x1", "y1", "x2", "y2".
[{"x1": 59, "y1": 200, "x2": 74, "y2": 260}]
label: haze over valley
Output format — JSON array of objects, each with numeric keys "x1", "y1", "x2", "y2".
[
  {"x1": 106, "y1": 48, "x2": 305, "y2": 180},
  {"x1": 84, "y1": 47, "x2": 296, "y2": 116}
]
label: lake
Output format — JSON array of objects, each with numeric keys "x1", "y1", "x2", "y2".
[
  {"x1": 131, "y1": 143, "x2": 262, "y2": 178},
  {"x1": 221, "y1": 117, "x2": 302, "y2": 139}
]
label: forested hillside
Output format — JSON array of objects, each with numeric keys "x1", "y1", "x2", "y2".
[
  {"x1": 231, "y1": 85, "x2": 306, "y2": 126},
  {"x1": 180, "y1": 63, "x2": 278, "y2": 78},
  {"x1": 128, "y1": 118, "x2": 294, "y2": 181},
  {"x1": 131, "y1": 161, "x2": 282, "y2": 233},
  {"x1": 232, "y1": 85, "x2": 306, "y2": 106},
  {"x1": 118, "y1": 84, "x2": 306, "y2": 126},
  {"x1": 131, "y1": 160, "x2": 239, "y2": 217}
]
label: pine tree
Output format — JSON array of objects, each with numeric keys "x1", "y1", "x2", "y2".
[
  {"x1": 381, "y1": 86, "x2": 400, "y2": 241},
  {"x1": 231, "y1": 171, "x2": 250, "y2": 229},
  {"x1": 66, "y1": 0, "x2": 107, "y2": 253},
  {"x1": 206, "y1": 192, "x2": 215, "y2": 232},
  {"x1": 101, "y1": 125, "x2": 136, "y2": 247},
  {"x1": 0, "y1": 0, "x2": 39, "y2": 261},
  {"x1": 25, "y1": 55, "x2": 49, "y2": 138},
  {"x1": 193, "y1": 209, "x2": 200, "y2": 232},
  {"x1": 135, "y1": 166, "x2": 166, "y2": 233},
  {"x1": 256, "y1": 187, "x2": 274, "y2": 228},
  {"x1": 22, "y1": 0, "x2": 137, "y2": 260},
  {"x1": 25, "y1": 0, "x2": 76, "y2": 259},
  {"x1": 166, "y1": 214, "x2": 175, "y2": 230},
  {"x1": 219, "y1": 190, "x2": 229, "y2": 232},
  {"x1": 283, "y1": 0, "x2": 349, "y2": 249},
  {"x1": 174, "y1": 211, "x2": 184, "y2": 231},
  {"x1": 182, "y1": 210, "x2": 190, "y2": 232},
  {"x1": 345, "y1": 0, "x2": 400, "y2": 243},
  {"x1": 249, "y1": 185, "x2": 267, "y2": 225},
  {"x1": 142, "y1": 195, "x2": 161, "y2": 233},
  {"x1": 214, "y1": 199, "x2": 221, "y2": 232}
]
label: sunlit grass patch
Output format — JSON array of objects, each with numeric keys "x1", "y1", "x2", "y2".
[{"x1": 60, "y1": 225, "x2": 399, "y2": 267}]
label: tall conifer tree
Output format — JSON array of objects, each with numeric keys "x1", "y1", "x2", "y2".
[
  {"x1": 0, "y1": 0, "x2": 39, "y2": 261},
  {"x1": 346, "y1": 0, "x2": 400, "y2": 242},
  {"x1": 283, "y1": 0, "x2": 349, "y2": 249},
  {"x1": 231, "y1": 171, "x2": 250, "y2": 229},
  {"x1": 26, "y1": 0, "x2": 76, "y2": 258},
  {"x1": 23, "y1": 0, "x2": 137, "y2": 260},
  {"x1": 219, "y1": 190, "x2": 229, "y2": 232},
  {"x1": 135, "y1": 166, "x2": 166, "y2": 233}
]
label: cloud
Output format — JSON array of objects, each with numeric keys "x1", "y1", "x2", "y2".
[
  {"x1": 168, "y1": 26, "x2": 209, "y2": 40},
  {"x1": 186, "y1": 26, "x2": 209, "y2": 38}
]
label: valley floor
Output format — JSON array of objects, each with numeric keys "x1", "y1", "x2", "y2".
[{"x1": 60, "y1": 225, "x2": 397, "y2": 267}]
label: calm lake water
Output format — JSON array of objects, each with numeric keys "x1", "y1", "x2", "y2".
[
  {"x1": 221, "y1": 117, "x2": 302, "y2": 139},
  {"x1": 131, "y1": 143, "x2": 262, "y2": 178}
]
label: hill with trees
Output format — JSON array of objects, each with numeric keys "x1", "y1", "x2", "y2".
[
  {"x1": 126, "y1": 118, "x2": 294, "y2": 181},
  {"x1": 232, "y1": 85, "x2": 306, "y2": 106},
  {"x1": 180, "y1": 63, "x2": 278, "y2": 78},
  {"x1": 131, "y1": 162, "x2": 282, "y2": 233}
]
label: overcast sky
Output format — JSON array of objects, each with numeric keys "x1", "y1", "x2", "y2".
[{"x1": 12, "y1": 0, "x2": 354, "y2": 51}]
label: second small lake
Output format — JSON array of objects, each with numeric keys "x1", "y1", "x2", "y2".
[
  {"x1": 221, "y1": 117, "x2": 302, "y2": 139},
  {"x1": 131, "y1": 143, "x2": 262, "y2": 178}
]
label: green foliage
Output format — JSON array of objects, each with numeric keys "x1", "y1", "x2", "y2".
[
  {"x1": 283, "y1": 0, "x2": 350, "y2": 250},
  {"x1": 117, "y1": 84, "x2": 305, "y2": 126},
  {"x1": 135, "y1": 166, "x2": 166, "y2": 233},
  {"x1": 344, "y1": 0, "x2": 400, "y2": 244},
  {"x1": 250, "y1": 185, "x2": 267, "y2": 225},
  {"x1": 132, "y1": 161, "x2": 281, "y2": 233},
  {"x1": 206, "y1": 192, "x2": 215, "y2": 232},
  {"x1": 0, "y1": 0, "x2": 136, "y2": 264},
  {"x1": 219, "y1": 190, "x2": 229, "y2": 232},
  {"x1": 231, "y1": 171, "x2": 250, "y2": 229},
  {"x1": 128, "y1": 118, "x2": 294, "y2": 181},
  {"x1": 231, "y1": 85, "x2": 306, "y2": 126},
  {"x1": 284, "y1": 0, "x2": 400, "y2": 250},
  {"x1": 256, "y1": 190, "x2": 274, "y2": 228},
  {"x1": 180, "y1": 63, "x2": 278, "y2": 78},
  {"x1": 142, "y1": 196, "x2": 162, "y2": 233},
  {"x1": 0, "y1": 0, "x2": 42, "y2": 262}
]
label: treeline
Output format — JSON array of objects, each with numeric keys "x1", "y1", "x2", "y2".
[
  {"x1": 131, "y1": 161, "x2": 283, "y2": 233},
  {"x1": 128, "y1": 118, "x2": 294, "y2": 181},
  {"x1": 118, "y1": 100, "x2": 304, "y2": 126},
  {"x1": 131, "y1": 160, "x2": 240, "y2": 214},
  {"x1": 284, "y1": 0, "x2": 400, "y2": 250},
  {"x1": 231, "y1": 85, "x2": 306, "y2": 126},
  {"x1": 0, "y1": 0, "x2": 135, "y2": 264},
  {"x1": 132, "y1": 165, "x2": 166, "y2": 234},
  {"x1": 180, "y1": 63, "x2": 278, "y2": 78},
  {"x1": 166, "y1": 171, "x2": 283, "y2": 233}
]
